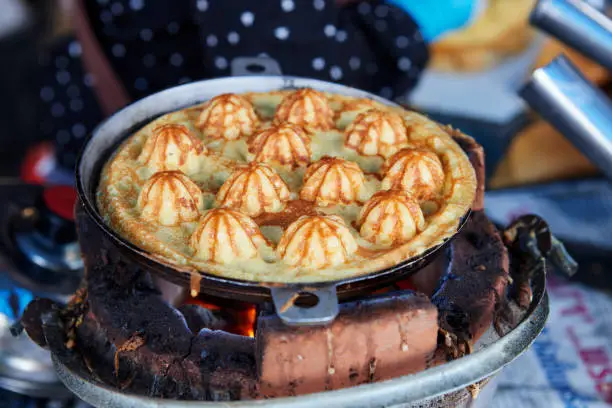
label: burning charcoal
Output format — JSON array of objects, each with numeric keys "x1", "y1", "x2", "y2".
[
  {"x1": 178, "y1": 304, "x2": 232, "y2": 333},
  {"x1": 257, "y1": 292, "x2": 438, "y2": 397},
  {"x1": 114, "y1": 332, "x2": 147, "y2": 378}
]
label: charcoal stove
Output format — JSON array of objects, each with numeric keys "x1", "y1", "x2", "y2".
[
  {"x1": 30, "y1": 207, "x2": 552, "y2": 408},
  {"x1": 15, "y1": 75, "x2": 579, "y2": 407},
  {"x1": 26, "y1": 205, "x2": 553, "y2": 408},
  {"x1": 51, "y1": 290, "x2": 546, "y2": 408}
]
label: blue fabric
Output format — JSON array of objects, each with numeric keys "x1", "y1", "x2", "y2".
[
  {"x1": 0, "y1": 276, "x2": 34, "y2": 321},
  {"x1": 386, "y1": 0, "x2": 480, "y2": 42}
]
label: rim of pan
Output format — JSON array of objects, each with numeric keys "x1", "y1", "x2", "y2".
[{"x1": 75, "y1": 76, "x2": 468, "y2": 294}]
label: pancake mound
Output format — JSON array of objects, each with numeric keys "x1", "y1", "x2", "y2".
[
  {"x1": 190, "y1": 208, "x2": 270, "y2": 264},
  {"x1": 357, "y1": 190, "x2": 425, "y2": 246},
  {"x1": 197, "y1": 93, "x2": 259, "y2": 140},
  {"x1": 381, "y1": 148, "x2": 445, "y2": 201},
  {"x1": 274, "y1": 88, "x2": 334, "y2": 131},
  {"x1": 216, "y1": 163, "x2": 291, "y2": 217},
  {"x1": 138, "y1": 124, "x2": 206, "y2": 174},
  {"x1": 277, "y1": 215, "x2": 358, "y2": 269},
  {"x1": 137, "y1": 171, "x2": 203, "y2": 226},
  {"x1": 300, "y1": 156, "x2": 366, "y2": 206},
  {"x1": 248, "y1": 123, "x2": 311, "y2": 167},
  {"x1": 344, "y1": 109, "x2": 409, "y2": 157}
]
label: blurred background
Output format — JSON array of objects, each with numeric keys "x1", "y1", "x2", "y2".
[{"x1": 0, "y1": 0, "x2": 610, "y2": 406}]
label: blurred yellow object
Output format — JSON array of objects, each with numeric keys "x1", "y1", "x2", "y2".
[
  {"x1": 430, "y1": 0, "x2": 536, "y2": 72},
  {"x1": 490, "y1": 120, "x2": 599, "y2": 188}
]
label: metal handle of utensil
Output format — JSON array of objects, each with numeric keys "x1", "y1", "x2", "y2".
[
  {"x1": 270, "y1": 286, "x2": 339, "y2": 326},
  {"x1": 520, "y1": 55, "x2": 612, "y2": 180},
  {"x1": 529, "y1": 0, "x2": 612, "y2": 70},
  {"x1": 548, "y1": 236, "x2": 579, "y2": 277},
  {"x1": 504, "y1": 214, "x2": 579, "y2": 278},
  {"x1": 231, "y1": 57, "x2": 283, "y2": 76}
]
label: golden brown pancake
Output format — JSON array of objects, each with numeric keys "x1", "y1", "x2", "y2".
[{"x1": 97, "y1": 89, "x2": 476, "y2": 283}]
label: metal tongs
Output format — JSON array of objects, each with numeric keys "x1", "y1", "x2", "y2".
[{"x1": 520, "y1": 0, "x2": 612, "y2": 180}]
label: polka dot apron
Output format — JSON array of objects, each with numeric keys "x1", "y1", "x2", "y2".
[{"x1": 36, "y1": 0, "x2": 428, "y2": 170}]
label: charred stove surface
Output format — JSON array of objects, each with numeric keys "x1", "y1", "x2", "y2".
[
  {"x1": 432, "y1": 211, "x2": 510, "y2": 345},
  {"x1": 409, "y1": 130, "x2": 510, "y2": 348},
  {"x1": 80, "y1": 255, "x2": 258, "y2": 401}
]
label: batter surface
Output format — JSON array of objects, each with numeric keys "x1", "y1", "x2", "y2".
[{"x1": 97, "y1": 89, "x2": 476, "y2": 283}]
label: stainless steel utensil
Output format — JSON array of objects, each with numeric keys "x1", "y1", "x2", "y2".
[
  {"x1": 520, "y1": 55, "x2": 612, "y2": 180},
  {"x1": 529, "y1": 0, "x2": 612, "y2": 70}
]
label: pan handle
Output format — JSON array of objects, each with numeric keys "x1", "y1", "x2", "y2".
[
  {"x1": 270, "y1": 285, "x2": 339, "y2": 326},
  {"x1": 230, "y1": 57, "x2": 283, "y2": 76}
]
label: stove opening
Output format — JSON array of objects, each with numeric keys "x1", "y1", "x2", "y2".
[{"x1": 181, "y1": 295, "x2": 257, "y2": 337}]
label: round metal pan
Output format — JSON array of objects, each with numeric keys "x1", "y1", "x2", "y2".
[{"x1": 76, "y1": 76, "x2": 470, "y2": 325}]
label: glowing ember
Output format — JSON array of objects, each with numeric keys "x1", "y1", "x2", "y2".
[
  {"x1": 395, "y1": 279, "x2": 417, "y2": 291},
  {"x1": 183, "y1": 297, "x2": 222, "y2": 311},
  {"x1": 245, "y1": 308, "x2": 256, "y2": 338},
  {"x1": 371, "y1": 279, "x2": 417, "y2": 295},
  {"x1": 234, "y1": 305, "x2": 257, "y2": 337},
  {"x1": 181, "y1": 280, "x2": 415, "y2": 339},
  {"x1": 182, "y1": 296, "x2": 256, "y2": 337}
]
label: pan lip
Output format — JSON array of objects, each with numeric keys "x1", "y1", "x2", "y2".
[{"x1": 75, "y1": 75, "x2": 465, "y2": 295}]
